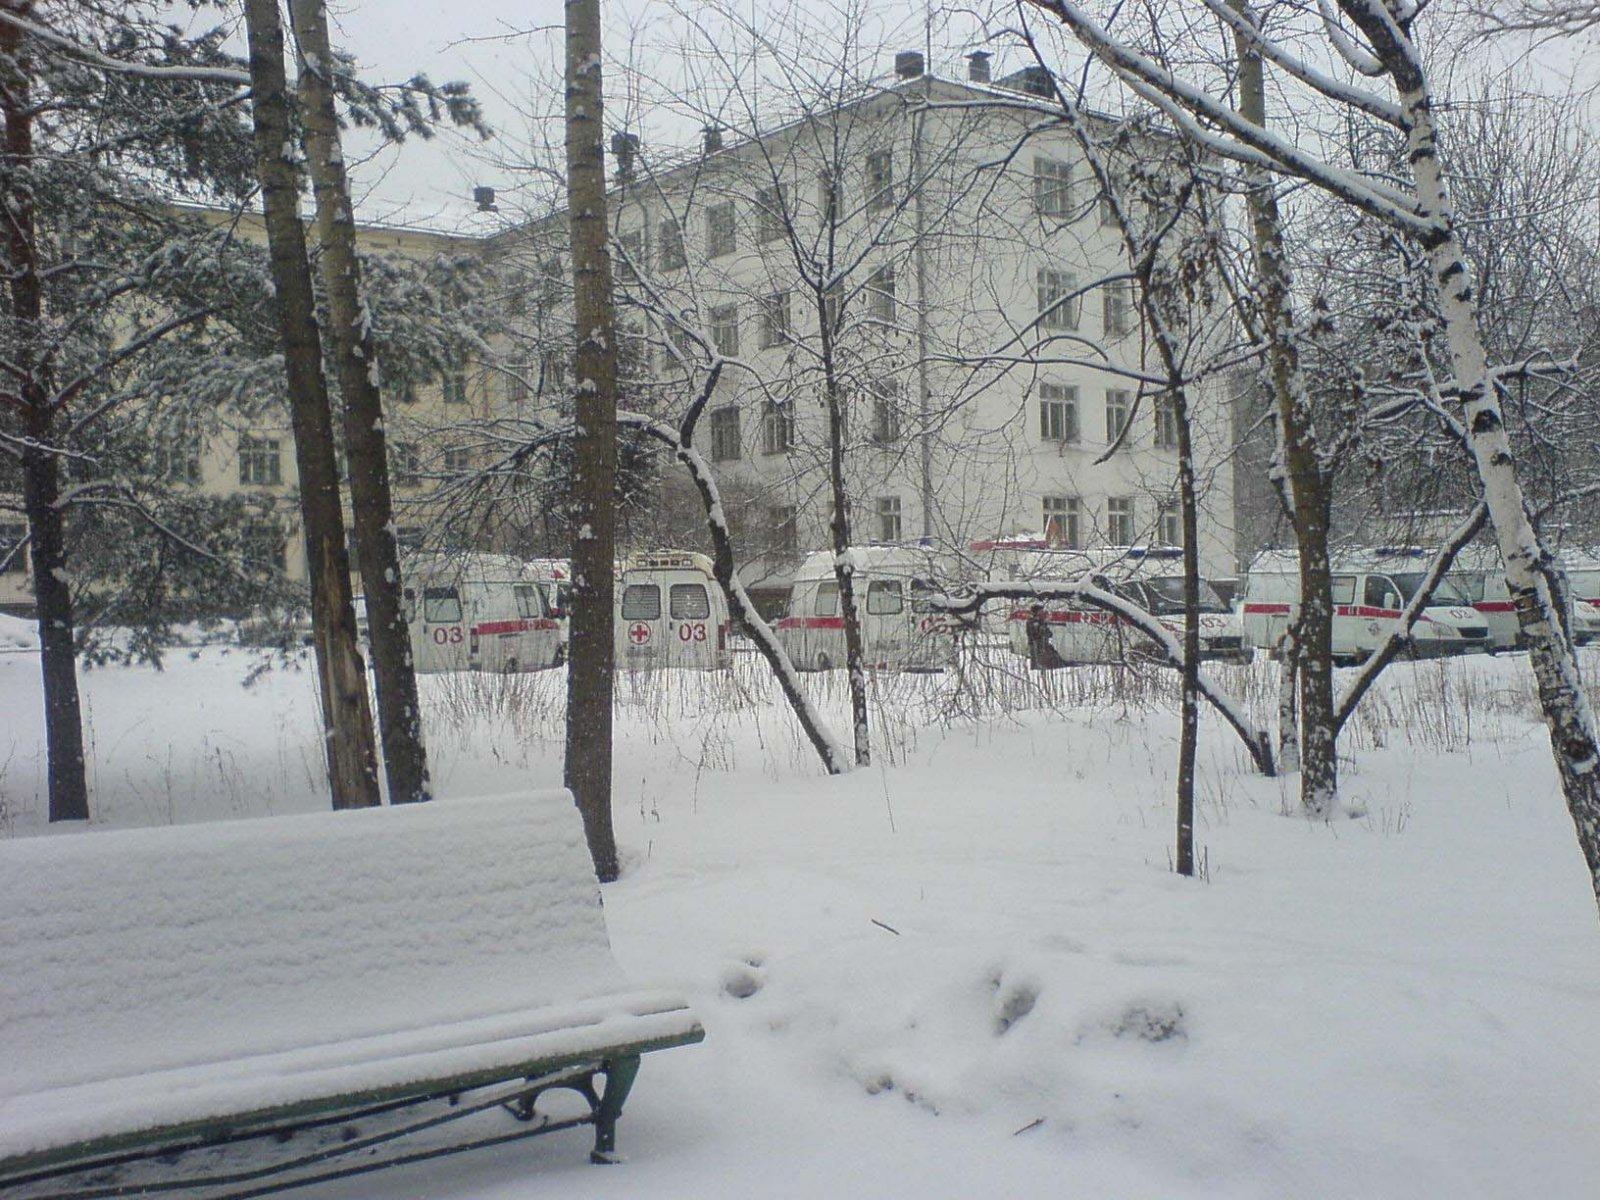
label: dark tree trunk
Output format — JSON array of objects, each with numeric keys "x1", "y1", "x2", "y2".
[
  {"x1": 2, "y1": 8, "x2": 88, "y2": 823},
  {"x1": 562, "y1": 0, "x2": 619, "y2": 881},
  {"x1": 1174, "y1": 387, "x2": 1200, "y2": 877},
  {"x1": 289, "y1": 0, "x2": 431, "y2": 805},
  {"x1": 242, "y1": 0, "x2": 380, "y2": 810},
  {"x1": 1232, "y1": 2, "x2": 1338, "y2": 817}
]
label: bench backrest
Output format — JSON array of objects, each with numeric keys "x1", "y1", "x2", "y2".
[{"x1": 0, "y1": 792, "x2": 622, "y2": 1102}]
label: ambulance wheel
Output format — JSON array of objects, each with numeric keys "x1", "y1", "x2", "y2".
[{"x1": 814, "y1": 650, "x2": 833, "y2": 672}]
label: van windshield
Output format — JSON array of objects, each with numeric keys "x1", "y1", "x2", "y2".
[
  {"x1": 1448, "y1": 572, "x2": 1485, "y2": 604},
  {"x1": 1391, "y1": 572, "x2": 1470, "y2": 606},
  {"x1": 1143, "y1": 576, "x2": 1230, "y2": 614},
  {"x1": 1569, "y1": 570, "x2": 1600, "y2": 599}
]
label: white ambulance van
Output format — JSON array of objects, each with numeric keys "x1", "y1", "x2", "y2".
[
  {"x1": 524, "y1": 558, "x2": 571, "y2": 662},
  {"x1": 1450, "y1": 545, "x2": 1600, "y2": 650},
  {"x1": 776, "y1": 545, "x2": 962, "y2": 672},
  {"x1": 615, "y1": 550, "x2": 731, "y2": 671},
  {"x1": 1242, "y1": 548, "x2": 1490, "y2": 665},
  {"x1": 402, "y1": 553, "x2": 562, "y2": 674},
  {"x1": 990, "y1": 545, "x2": 1248, "y2": 666}
]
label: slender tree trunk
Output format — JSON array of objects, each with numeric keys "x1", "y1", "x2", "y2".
[
  {"x1": 289, "y1": 0, "x2": 431, "y2": 805},
  {"x1": 242, "y1": 0, "x2": 379, "y2": 810},
  {"x1": 820, "y1": 331, "x2": 871, "y2": 767},
  {"x1": 1231, "y1": 2, "x2": 1338, "y2": 818},
  {"x1": 1348, "y1": 7, "x2": 1600, "y2": 905},
  {"x1": 562, "y1": 0, "x2": 619, "y2": 881},
  {"x1": 2, "y1": 8, "x2": 88, "y2": 823},
  {"x1": 1174, "y1": 387, "x2": 1200, "y2": 877},
  {"x1": 1276, "y1": 615, "x2": 1302, "y2": 773}
]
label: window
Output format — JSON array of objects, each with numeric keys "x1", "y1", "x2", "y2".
[
  {"x1": 823, "y1": 279, "x2": 844, "y2": 332},
  {"x1": 1106, "y1": 496, "x2": 1135, "y2": 545},
  {"x1": 670, "y1": 583, "x2": 711, "y2": 620},
  {"x1": 867, "y1": 579, "x2": 904, "y2": 615},
  {"x1": 1158, "y1": 501, "x2": 1181, "y2": 547},
  {"x1": 865, "y1": 149, "x2": 894, "y2": 212},
  {"x1": 867, "y1": 264, "x2": 897, "y2": 324},
  {"x1": 617, "y1": 228, "x2": 643, "y2": 282},
  {"x1": 871, "y1": 379, "x2": 901, "y2": 445},
  {"x1": 876, "y1": 495, "x2": 902, "y2": 542},
  {"x1": 706, "y1": 201, "x2": 736, "y2": 258},
  {"x1": 1099, "y1": 191, "x2": 1118, "y2": 227},
  {"x1": 1332, "y1": 574, "x2": 1357, "y2": 606},
  {"x1": 1153, "y1": 396, "x2": 1179, "y2": 449},
  {"x1": 760, "y1": 291, "x2": 791, "y2": 348},
  {"x1": 755, "y1": 184, "x2": 787, "y2": 244},
  {"x1": 770, "y1": 504, "x2": 798, "y2": 553},
  {"x1": 1037, "y1": 268, "x2": 1079, "y2": 331},
  {"x1": 504, "y1": 368, "x2": 531, "y2": 405},
  {"x1": 1043, "y1": 495, "x2": 1080, "y2": 548},
  {"x1": 658, "y1": 218, "x2": 686, "y2": 271},
  {"x1": 709, "y1": 405, "x2": 741, "y2": 462},
  {"x1": 514, "y1": 584, "x2": 543, "y2": 619},
  {"x1": 1104, "y1": 279, "x2": 1135, "y2": 336},
  {"x1": 1039, "y1": 383, "x2": 1079, "y2": 443},
  {"x1": 1365, "y1": 575, "x2": 1400, "y2": 610},
  {"x1": 395, "y1": 525, "x2": 424, "y2": 553},
  {"x1": 621, "y1": 583, "x2": 661, "y2": 620},
  {"x1": 238, "y1": 436, "x2": 282, "y2": 486},
  {"x1": 0, "y1": 522, "x2": 27, "y2": 574},
  {"x1": 814, "y1": 580, "x2": 840, "y2": 616},
  {"x1": 443, "y1": 371, "x2": 468, "y2": 405},
  {"x1": 1105, "y1": 389, "x2": 1131, "y2": 443},
  {"x1": 819, "y1": 170, "x2": 843, "y2": 223},
  {"x1": 243, "y1": 522, "x2": 286, "y2": 573},
  {"x1": 442, "y1": 446, "x2": 473, "y2": 477},
  {"x1": 710, "y1": 303, "x2": 740, "y2": 357},
  {"x1": 762, "y1": 400, "x2": 794, "y2": 455},
  {"x1": 1033, "y1": 156, "x2": 1073, "y2": 218},
  {"x1": 391, "y1": 442, "x2": 420, "y2": 487}
]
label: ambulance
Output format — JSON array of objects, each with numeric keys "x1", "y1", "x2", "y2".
[
  {"x1": 1449, "y1": 545, "x2": 1600, "y2": 650},
  {"x1": 402, "y1": 552, "x2": 563, "y2": 674},
  {"x1": 523, "y1": 558, "x2": 572, "y2": 662},
  {"x1": 1241, "y1": 548, "x2": 1491, "y2": 666},
  {"x1": 776, "y1": 544, "x2": 963, "y2": 672},
  {"x1": 615, "y1": 550, "x2": 731, "y2": 671},
  {"x1": 985, "y1": 544, "x2": 1248, "y2": 667}
]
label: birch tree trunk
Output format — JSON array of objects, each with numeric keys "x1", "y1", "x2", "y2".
[
  {"x1": 820, "y1": 323, "x2": 871, "y2": 767},
  {"x1": 563, "y1": 0, "x2": 620, "y2": 881},
  {"x1": 289, "y1": 0, "x2": 431, "y2": 806},
  {"x1": 242, "y1": 0, "x2": 380, "y2": 810},
  {"x1": 1231, "y1": 1, "x2": 1338, "y2": 818},
  {"x1": 1, "y1": 7, "x2": 88, "y2": 822},
  {"x1": 1341, "y1": 1, "x2": 1600, "y2": 902}
]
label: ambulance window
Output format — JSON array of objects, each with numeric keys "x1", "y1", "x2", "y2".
[
  {"x1": 670, "y1": 583, "x2": 710, "y2": 619},
  {"x1": 402, "y1": 587, "x2": 416, "y2": 622},
  {"x1": 422, "y1": 586, "x2": 462, "y2": 623},
  {"x1": 867, "y1": 579, "x2": 903, "y2": 615},
  {"x1": 909, "y1": 578, "x2": 935, "y2": 612},
  {"x1": 1331, "y1": 575, "x2": 1356, "y2": 605},
  {"x1": 514, "y1": 584, "x2": 543, "y2": 619},
  {"x1": 1452, "y1": 573, "x2": 1485, "y2": 604},
  {"x1": 815, "y1": 581, "x2": 839, "y2": 616},
  {"x1": 1365, "y1": 575, "x2": 1398, "y2": 609},
  {"x1": 621, "y1": 584, "x2": 660, "y2": 620}
]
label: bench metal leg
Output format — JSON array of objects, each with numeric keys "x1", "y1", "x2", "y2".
[{"x1": 589, "y1": 1054, "x2": 641, "y2": 1164}]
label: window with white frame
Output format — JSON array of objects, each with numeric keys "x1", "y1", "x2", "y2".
[
  {"x1": 1106, "y1": 496, "x2": 1135, "y2": 545},
  {"x1": 760, "y1": 291, "x2": 791, "y2": 348},
  {"x1": 819, "y1": 169, "x2": 843, "y2": 223},
  {"x1": 706, "y1": 201, "x2": 737, "y2": 258},
  {"x1": 617, "y1": 228, "x2": 643, "y2": 282},
  {"x1": 442, "y1": 446, "x2": 473, "y2": 477},
  {"x1": 710, "y1": 303, "x2": 740, "y2": 357},
  {"x1": 871, "y1": 378, "x2": 901, "y2": 445},
  {"x1": 1153, "y1": 395, "x2": 1180, "y2": 449},
  {"x1": 1099, "y1": 191, "x2": 1118, "y2": 228},
  {"x1": 709, "y1": 405, "x2": 741, "y2": 461},
  {"x1": 1039, "y1": 383, "x2": 1079, "y2": 443},
  {"x1": 1033, "y1": 156, "x2": 1073, "y2": 218},
  {"x1": 865, "y1": 149, "x2": 894, "y2": 212},
  {"x1": 658, "y1": 218, "x2": 686, "y2": 270},
  {"x1": 1105, "y1": 389, "x2": 1131, "y2": 443},
  {"x1": 442, "y1": 370, "x2": 468, "y2": 405},
  {"x1": 875, "y1": 495, "x2": 902, "y2": 542},
  {"x1": 867, "y1": 264, "x2": 897, "y2": 324},
  {"x1": 1103, "y1": 279, "x2": 1135, "y2": 336},
  {"x1": 158, "y1": 427, "x2": 203, "y2": 484},
  {"x1": 770, "y1": 504, "x2": 798, "y2": 553},
  {"x1": 754, "y1": 184, "x2": 787, "y2": 244},
  {"x1": 238, "y1": 435, "x2": 282, "y2": 486},
  {"x1": 823, "y1": 279, "x2": 844, "y2": 333},
  {"x1": 761, "y1": 400, "x2": 794, "y2": 454},
  {"x1": 391, "y1": 441, "x2": 420, "y2": 487},
  {"x1": 1158, "y1": 501, "x2": 1182, "y2": 547},
  {"x1": 1042, "y1": 495, "x2": 1081, "y2": 548},
  {"x1": 1037, "y1": 268, "x2": 1079, "y2": 331},
  {"x1": 504, "y1": 367, "x2": 531, "y2": 405}
]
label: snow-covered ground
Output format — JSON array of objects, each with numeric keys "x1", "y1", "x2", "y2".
[{"x1": 3, "y1": 646, "x2": 1599, "y2": 1198}]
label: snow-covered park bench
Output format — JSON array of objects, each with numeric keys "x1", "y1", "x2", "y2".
[{"x1": 0, "y1": 791, "x2": 703, "y2": 1197}]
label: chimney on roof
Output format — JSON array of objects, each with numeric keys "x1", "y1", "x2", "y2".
[
  {"x1": 967, "y1": 51, "x2": 992, "y2": 83},
  {"x1": 702, "y1": 124, "x2": 723, "y2": 154},
  {"x1": 999, "y1": 65, "x2": 1053, "y2": 97},
  {"x1": 610, "y1": 131, "x2": 639, "y2": 181},
  {"x1": 472, "y1": 185, "x2": 497, "y2": 213},
  {"x1": 895, "y1": 50, "x2": 925, "y2": 79}
]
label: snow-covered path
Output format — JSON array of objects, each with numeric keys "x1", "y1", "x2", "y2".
[{"x1": 3, "y1": 645, "x2": 1598, "y2": 1197}]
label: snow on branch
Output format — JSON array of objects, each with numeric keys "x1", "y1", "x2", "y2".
[{"x1": 0, "y1": 9, "x2": 251, "y2": 86}]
